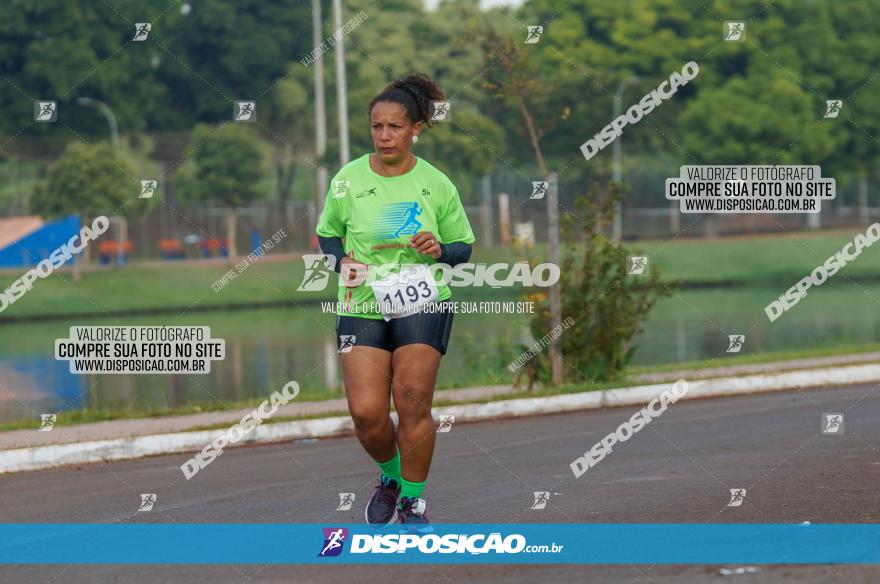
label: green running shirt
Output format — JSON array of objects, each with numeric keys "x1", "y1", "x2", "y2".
[{"x1": 316, "y1": 153, "x2": 476, "y2": 319}]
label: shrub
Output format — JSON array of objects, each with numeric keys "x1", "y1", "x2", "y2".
[{"x1": 522, "y1": 184, "x2": 678, "y2": 383}]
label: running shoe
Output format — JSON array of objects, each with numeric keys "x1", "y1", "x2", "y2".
[
  {"x1": 398, "y1": 496, "x2": 433, "y2": 532},
  {"x1": 365, "y1": 475, "x2": 400, "y2": 527}
]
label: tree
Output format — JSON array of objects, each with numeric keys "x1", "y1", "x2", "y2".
[
  {"x1": 31, "y1": 142, "x2": 140, "y2": 217},
  {"x1": 264, "y1": 61, "x2": 313, "y2": 224},
  {"x1": 176, "y1": 123, "x2": 267, "y2": 259},
  {"x1": 30, "y1": 141, "x2": 142, "y2": 280},
  {"x1": 524, "y1": 184, "x2": 677, "y2": 384},
  {"x1": 477, "y1": 21, "x2": 573, "y2": 385}
]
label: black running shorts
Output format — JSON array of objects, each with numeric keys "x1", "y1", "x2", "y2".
[{"x1": 335, "y1": 300, "x2": 455, "y2": 355}]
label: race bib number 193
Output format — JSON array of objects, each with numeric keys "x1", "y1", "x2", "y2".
[{"x1": 369, "y1": 264, "x2": 439, "y2": 321}]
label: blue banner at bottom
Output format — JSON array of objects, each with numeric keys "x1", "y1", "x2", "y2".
[{"x1": 0, "y1": 524, "x2": 876, "y2": 564}]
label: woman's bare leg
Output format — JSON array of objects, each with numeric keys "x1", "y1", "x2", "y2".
[
  {"x1": 340, "y1": 346, "x2": 396, "y2": 462},
  {"x1": 390, "y1": 343, "x2": 442, "y2": 482}
]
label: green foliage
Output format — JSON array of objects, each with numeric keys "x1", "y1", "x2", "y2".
[
  {"x1": 176, "y1": 124, "x2": 266, "y2": 207},
  {"x1": 524, "y1": 185, "x2": 678, "y2": 382},
  {"x1": 418, "y1": 107, "x2": 506, "y2": 187},
  {"x1": 30, "y1": 142, "x2": 141, "y2": 219},
  {"x1": 3, "y1": 0, "x2": 880, "y2": 204}
]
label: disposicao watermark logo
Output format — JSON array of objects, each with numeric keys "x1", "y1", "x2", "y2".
[
  {"x1": 211, "y1": 228, "x2": 288, "y2": 293},
  {"x1": 822, "y1": 413, "x2": 844, "y2": 434},
  {"x1": 138, "y1": 494, "x2": 156, "y2": 512},
  {"x1": 298, "y1": 254, "x2": 336, "y2": 292},
  {"x1": 570, "y1": 379, "x2": 688, "y2": 478},
  {"x1": 337, "y1": 493, "x2": 355, "y2": 511},
  {"x1": 765, "y1": 223, "x2": 880, "y2": 322},
  {"x1": 580, "y1": 62, "x2": 699, "y2": 162},
  {"x1": 181, "y1": 381, "x2": 300, "y2": 479},
  {"x1": 300, "y1": 10, "x2": 368, "y2": 68},
  {"x1": 727, "y1": 489, "x2": 747, "y2": 507},
  {"x1": 298, "y1": 258, "x2": 560, "y2": 291},
  {"x1": 0, "y1": 216, "x2": 109, "y2": 314},
  {"x1": 524, "y1": 25, "x2": 543, "y2": 44},
  {"x1": 34, "y1": 100, "x2": 57, "y2": 122},
  {"x1": 343, "y1": 532, "x2": 563, "y2": 555},
  {"x1": 319, "y1": 528, "x2": 349, "y2": 557},
  {"x1": 38, "y1": 414, "x2": 56, "y2": 431},
  {"x1": 397, "y1": 261, "x2": 560, "y2": 288},
  {"x1": 726, "y1": 335, "x2": 745, "y2": 353},
  {"x1": 133, "y1": 22, "x2": 151, "y2": 41}
]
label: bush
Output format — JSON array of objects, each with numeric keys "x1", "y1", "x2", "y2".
[
  {"x1": 30, "y1": 142, "x2": 143, "y2": 219},
  {"x1": 522, "y1": 184, "x2": 678, "y2": 383}
]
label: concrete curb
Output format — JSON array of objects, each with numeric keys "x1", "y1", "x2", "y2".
[{"x1": 2, "y1": 363, "x2": 879, "y2": 474}]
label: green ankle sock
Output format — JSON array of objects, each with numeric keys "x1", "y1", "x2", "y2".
[
  {"x1": 400, "y1": 477, "x2": 426, "y2": 499},
  {"x1": 376, "y1": 451, "x2": 401, "y2": 483}
]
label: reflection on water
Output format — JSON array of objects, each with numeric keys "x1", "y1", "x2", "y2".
[{"x1": 1, "y1": 284, "x2": 878, "y2": 425}]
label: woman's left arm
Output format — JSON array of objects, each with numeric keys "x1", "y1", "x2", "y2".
[{"x1": 437, "y1": 241, "x2": 472, "y2": 266}]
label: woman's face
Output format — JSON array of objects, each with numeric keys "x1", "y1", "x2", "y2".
[{"x1": 370, "y1": 101, "x2": 420, "y2": 164}]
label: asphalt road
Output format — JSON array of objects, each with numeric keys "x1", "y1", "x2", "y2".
[{"x1": 1, "y1": 382, "x2": 878, "y2": 583}]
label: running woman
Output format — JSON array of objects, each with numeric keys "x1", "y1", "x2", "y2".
[{"x1": 315, "y1": 73, "x2": 475, "y2": 529}]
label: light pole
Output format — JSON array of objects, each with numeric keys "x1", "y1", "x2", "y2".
[
  {"x1": 75, "y1": 97, "x2": 120, "y2": 149},
  {"x1": 333, "y1": 0, "x2": 349, "y2": 165},
  {"x1": 76, "y1": 97, "x2": 124, "y2": 266},
  {"x1": 612, "y1": 76, "x2": 639, "y2": 241}
]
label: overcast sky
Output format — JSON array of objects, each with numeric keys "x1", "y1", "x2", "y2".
[{"x1": 422, "y1": 0, "x2": 525, "y2": 11}]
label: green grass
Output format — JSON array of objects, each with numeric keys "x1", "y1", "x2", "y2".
[
  {"x1": 2, "y1": 229, "x2": 878, "y2": 320},
  {"x1": 5, "y1": 341, "x2": 877, "y2": 433}
]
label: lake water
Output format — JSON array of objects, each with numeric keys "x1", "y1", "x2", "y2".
[{"x1": 1, "y1": 283, "x2": 878, "y2": 424}]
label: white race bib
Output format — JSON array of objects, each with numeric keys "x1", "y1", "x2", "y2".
[{"x1": 369, "y1": 264, "x2": 439, "y2": 321}]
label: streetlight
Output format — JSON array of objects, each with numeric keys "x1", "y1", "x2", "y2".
[
  {"x1": 76, "y1": 97, "x2": 123, "y2": 266},
  {"x1": 75, "y1": 97, "x2": 120, "y2": 149},
  {"x1": 333, "y1": 0, "x2": 350, "y2": 164},
  {"x1": 612, "y1": 76, "x2": 640, "y2": 241}
]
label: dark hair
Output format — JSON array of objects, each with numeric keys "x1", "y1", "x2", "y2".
[{"x1": 368, "y1": 73, "x2": 446, "y2": 128}]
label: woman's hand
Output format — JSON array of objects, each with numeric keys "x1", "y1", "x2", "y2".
[
  {"x1": 410, "y1": 231, "x2": 442, "y2": 260},
  {"x1": 339, "y1": 255, "x2": 368, "y2": 287}
]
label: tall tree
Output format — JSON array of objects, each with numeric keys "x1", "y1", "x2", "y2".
[{"x1": 175, "y1": 123, "x2": 267, "y2": 259}]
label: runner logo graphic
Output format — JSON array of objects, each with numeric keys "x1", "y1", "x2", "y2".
[
  {"x1": 530, "y1": 181, "x2": 548, "y2": 200},
  {"x1": 824, "y1": 100, "x2": 842, "y2": 119},
  {"x1": 525, "y1": 26, "x2": 543, "y2": 44},
  {"x1": 355, "y1": 187, "x2": 377, "y2": 199},
  {"x1": 319, "y1": 527, "x2": 348, "y2": 557},
  {"x1": 339, "y1": 335, "x2": 356, "y2": 353},
  {"x1": 531, "y1": 492, "x2": 550, "y2": 510},
  {"x1": 39, "y1": 414, "x2": 56, "y2": 431},
  {"x1": 133, "y1": 23, "x2": 151, "y2": 41},
  {"x1": 628, "y1": 256, "x2": 648, "y2": 275},
  {"x1": 726, "y1": 335, "x2": 745, "y2": 353},
  {"x1": 371, "y1": 201, "x2": 422, "y2": 239},
  {"x1": 139, "y1": 493, "x2": 156, "y2": 512},
  {"x1": 298, "y1": 254, "x2": 336, "y2": 291},
  {"x1": 139, "y1": 180, "x2": 158, "y2": 199},
  {"x1": 337, "y1": 493, "x2": 355, "y2": 511},
  {"x1": 437, "y1": 414, "x2": 455, "y2": 433},
  {"x1": 234, "y1": 101, "x2": 256, "y2": 122},
  {"x1": 724, "y1": 21, "x2": 745, "y2": 41},
  {"x1": 821, "y1": 413, "x2": 844, "y2": 434},
  {"x1": 727, "y1": 488, "x2": 746, "y2": 507},
  {"x1": 430, "y1": 101, "x2": 451, "y2": 122},
  {"x1": 34, "y1": 101, "x2": 57, "y2": 122}
]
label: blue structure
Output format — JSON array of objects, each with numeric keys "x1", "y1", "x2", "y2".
[
  {"x1": 251, "y1": 227, "x2": 261, "y2": 254},
  {"x1": 0, "y1": 215, "x2": 80, "y2": 268}
]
